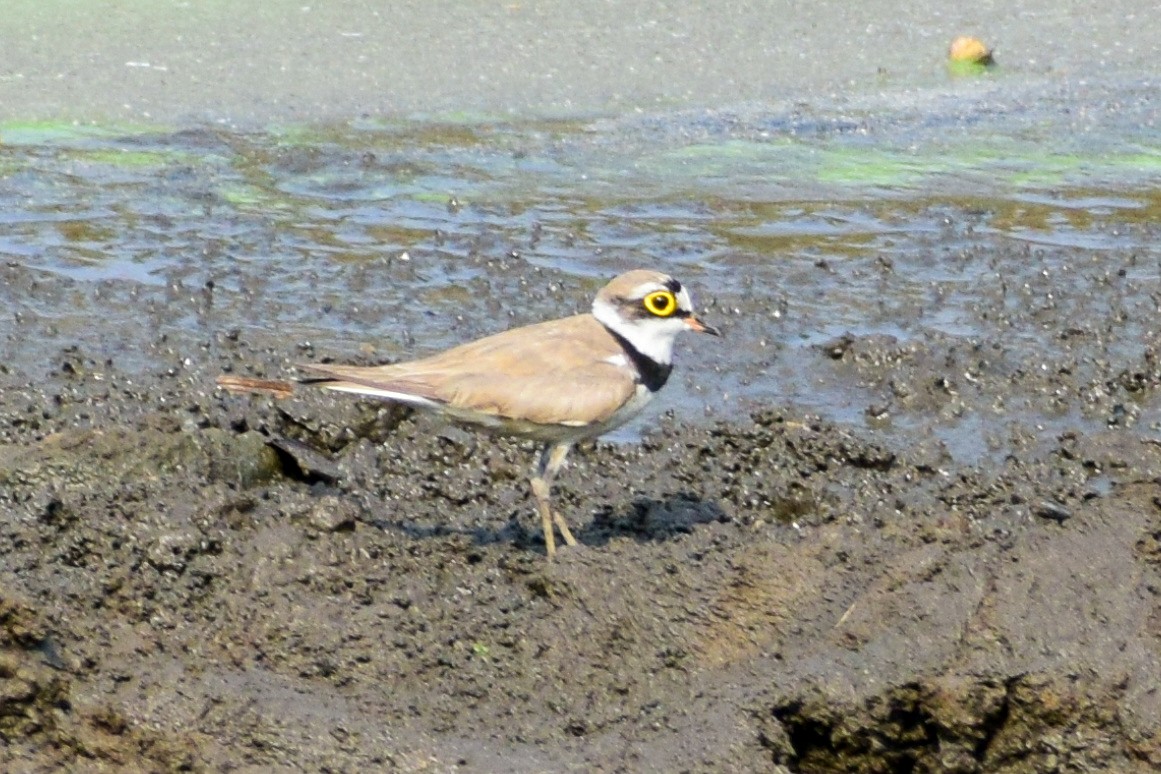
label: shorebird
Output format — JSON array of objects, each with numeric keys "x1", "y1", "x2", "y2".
[{"x1": 224, "y1": 269, "x2": 719, "y2": 556}]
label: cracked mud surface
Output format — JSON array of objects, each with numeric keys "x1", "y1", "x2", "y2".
[{"x1": 3, "y1": 246, "x2": 1161, "y2": 772}]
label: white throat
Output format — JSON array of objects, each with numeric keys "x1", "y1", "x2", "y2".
[{"x1": 592, "y1": 297, "x2": 685, "y2": 365}]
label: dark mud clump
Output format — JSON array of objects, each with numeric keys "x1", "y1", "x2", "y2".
[{"x1": 0, "y1": 595, "x2": 200, "y2": 771}]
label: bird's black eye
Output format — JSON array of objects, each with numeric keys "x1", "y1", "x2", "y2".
[{"x1": 643, "y1": 290, "x2": 677, "y2": 317}]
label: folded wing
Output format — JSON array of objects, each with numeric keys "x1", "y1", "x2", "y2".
[{"x1": 297, "y1": 314, "x2": 638, "y2": 428}]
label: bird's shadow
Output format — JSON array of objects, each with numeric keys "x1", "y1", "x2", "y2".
[
  {"x1": 582, "y1": 492, "x2": 729, "y2": 549},
  {"x1": 361, "y1": 492, "x2": 728, "y2": 556}
]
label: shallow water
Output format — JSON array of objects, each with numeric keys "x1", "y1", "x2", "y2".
[
  {"x1": 4, "y1": 96, "x2": 1161, "y2": 464},
  {"x1": 3, "y1": 2, "x2": 1161, "y2": 465}
]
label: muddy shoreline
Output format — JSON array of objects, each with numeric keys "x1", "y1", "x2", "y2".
[
  {"x1": 3, "y1": 248, "x2": 1161, "y2": 772},
  {"x1": 5, "y1": 0, "x2": 1161, "y2": 769}
]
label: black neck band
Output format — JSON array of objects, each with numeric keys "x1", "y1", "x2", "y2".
[{"x1": 605, "y1": 329, "x2": 673, "y2": 392}]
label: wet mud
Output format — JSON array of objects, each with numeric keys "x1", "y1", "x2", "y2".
[
  {"x1": 3, "y1": 244, "x2": 1161, "y2": 772},
  {"x1": 5, "y1": 0, "x2": 1161, "y2": 768}
]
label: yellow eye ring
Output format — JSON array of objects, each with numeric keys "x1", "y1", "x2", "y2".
[{"x1": 643, "y1": 290, "x2": 677, "y2": 317}]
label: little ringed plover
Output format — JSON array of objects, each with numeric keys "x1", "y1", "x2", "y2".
[{"x1": 285, "y1": 269, "x2": 719, "y2": 557}]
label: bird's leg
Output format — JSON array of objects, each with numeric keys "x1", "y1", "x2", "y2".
[
  {"x1": 553, "y1": 510, "x2": 578, "y2": 548},
  {"x1": 531, "y1": 443, "x2": 576, "y2": 557},
  {"x1": 545, "y1": 443, "x2": 577, "y2": 547},
  {"x1": 530, "y1": 474, "x2": 557, "y2": 558}
]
